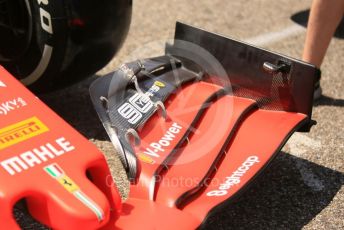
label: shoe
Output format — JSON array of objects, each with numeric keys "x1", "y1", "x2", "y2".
[{"x1": 314, "y1": 68, "x2": 322, "y2": 100}]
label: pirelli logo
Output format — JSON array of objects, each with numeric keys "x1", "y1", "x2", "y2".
[{"x1": 0, "y1": 117, "x2": 49, "y2": 150}]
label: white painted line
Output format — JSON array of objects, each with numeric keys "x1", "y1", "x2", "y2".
[
  {"x1": 295, "y1": 160, "x2": 325, "y2": 192},
  {"x1": 244, "y1": 24, "x2": 305, "y2": 47},
  {"x1": 286, "y1": 133, "x2": 324, "y2": 192}
]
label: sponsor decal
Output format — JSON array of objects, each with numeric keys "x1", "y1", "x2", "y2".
[
  {"x1": 154, "y1": 81, "x2": 165, "y2": 88},
  {"x1": 129, "y1": 93, "x2": 154, "y2": 113},
  {"x1": 0, "y1": 137, "x2": 74, "y2": 175},
  {"x1": 138, "y1": 153, "x2": 155, "y2": 164},
  {"x1": 145, "y1": 81, "x2": 165, "y2": 97},
  {"x1": 119, "y1": 64, "x2": 134, "y2": 77},
  {"x1": 0, "y1": 97, "x2": 27, "y2": 116},
  {"x1": 206, "y1": 156, "x2": 260, "y2": 197},
  {"x1": 118, "y1": 80, "x2": 165, "y2": 124},
  {"x1": 0, "y1": 117, "x2": 49, "y2": 150},
  {"x1": 45, "y1": 164, "x2": 104, "y2": 222},
  {"x1": 142, "y1": 122, "x2": 182, "y2": 158},
  {"x1": 0, "y1": 80, "x2": 6, "y2": 88}
]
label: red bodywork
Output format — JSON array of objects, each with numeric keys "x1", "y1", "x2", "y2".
[
  {"x1": 0, "y1": 63, "x2": 309, "y2": 229},
  {"x1": 0, "y1": 67, "x2": 122, "y2": 230},
  {"x1": 114, "y1": 81, "x2": 307, "y2": 229}
]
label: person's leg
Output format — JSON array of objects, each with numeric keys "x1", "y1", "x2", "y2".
[{"x1": 302, "y1": 0, "x2": 344, "y2": 68}]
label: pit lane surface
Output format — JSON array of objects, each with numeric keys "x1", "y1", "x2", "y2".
[{"x1": 17, "y1": 0, "x2": 343, "y2": 229}]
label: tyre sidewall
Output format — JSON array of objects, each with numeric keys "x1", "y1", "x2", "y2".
[{"x1": 11, "y1": 0, "x2": 69, "y2": 90}]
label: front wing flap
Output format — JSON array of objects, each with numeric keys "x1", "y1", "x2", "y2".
[{"x1": 89, "y1": 22, "x2": 318, "y2": 229}]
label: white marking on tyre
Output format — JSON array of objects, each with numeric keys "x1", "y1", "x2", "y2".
[
  {"x1": 21, "y1": 45, "x2": 53, "y2": 85},
  {"x1": 37, "y1": 0, "x2": 53, "y2": 34},
  {"x1": 39, "y1": 8, "x2": 53, "y2": 34},
  {"x1": 21, "y1": 0, "x2": 54, "y2": 85}
]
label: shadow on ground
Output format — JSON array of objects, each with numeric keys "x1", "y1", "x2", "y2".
[
  {"x1": 291, "y1": 9, "x2": 344, "y2": 39},
  {"x1": 314, "y1": 95, "x2": 344, "y2": 107},
  {"x1": 201, "y1": 152, "x2": 344, "y2": 230},
  {"x1": 39, "y1": 75, "x2": 109, "y2": 141}
]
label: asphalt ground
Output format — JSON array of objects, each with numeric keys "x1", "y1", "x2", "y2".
[{"x1": 16, "y1": 0, "x2": 343, "y2": 229}]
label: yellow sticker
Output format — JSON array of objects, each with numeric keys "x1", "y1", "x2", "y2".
[
  {"x1": 138, "y1": 153, "x2": 155, "y2": 164},
  {"x1": 154, "y1": 81, "x2": 166, "y2": 88},
  {"x1": 0, "y1": 117, "x2": 49, "y2": 150},
  {"x1": 57, "y1": 175, "x2": 80, "y2": 193}
]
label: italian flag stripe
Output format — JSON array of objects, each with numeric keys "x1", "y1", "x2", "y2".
[
  {"x1": 44, "y1": 164, "x2": 104, "y2": 221},
  {"x1": 74, "y1": 191, "x2": 104, "y2": 222},
  {"x1": 45, "y1": 164, "x2": 64, "y2": 178}
]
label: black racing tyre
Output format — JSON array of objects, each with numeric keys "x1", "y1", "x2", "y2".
[{"x1": 0, "y1": 0, "x2": 132, "y2": 93}]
